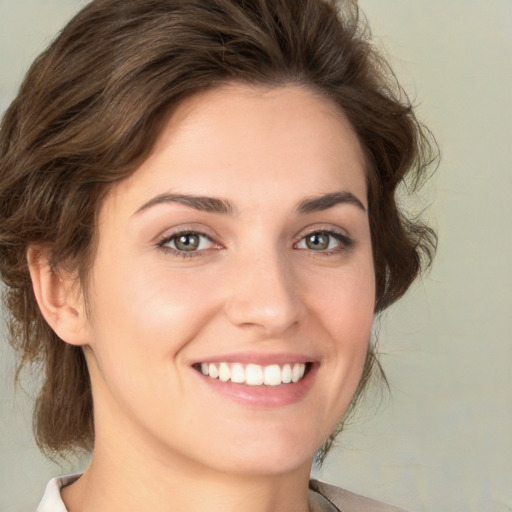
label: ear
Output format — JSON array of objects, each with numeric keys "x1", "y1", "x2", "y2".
[{"x1": 27, "y1": 245, "x2": 89, "y2": 346}]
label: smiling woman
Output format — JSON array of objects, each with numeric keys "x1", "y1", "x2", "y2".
[
  {"x1": 0, "y1": 1, "x2": 436, "y2": 512},
  {"x1": 61, "y1": 84, "x2": 376, "y2": 488}
]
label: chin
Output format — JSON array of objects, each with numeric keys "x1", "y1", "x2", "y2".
[
  {"x1": 195, "y1": 428, "x2": 321, "y2": 477},
  {"x1": 214, "y1": 450, "x2": 314, "y2": 477}
]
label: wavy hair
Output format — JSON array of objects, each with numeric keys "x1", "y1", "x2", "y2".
[{"x1": 0, "y1": 0, "x2": 437, "y2": 459}]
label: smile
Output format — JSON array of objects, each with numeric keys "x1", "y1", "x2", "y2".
[{"x1": 197, "y1": 362, "x2": 309, "y2": 386}]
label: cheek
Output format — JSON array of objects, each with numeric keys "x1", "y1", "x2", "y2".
[
  {"x1": 306, "y1": 257, "x2": 375, "y2": 385},
  {"x1": 291, "y1": 261, "x2": 375, "y2": 439},
  {"x1": 83, "y1": 262, "x2": 222, "y2": 417},
  {"x1": 87, "y1": 258, "x2": 223, "y2": 359},
  {"x1": 308, "y1": 259, "x2": 376, "y2": 335}
]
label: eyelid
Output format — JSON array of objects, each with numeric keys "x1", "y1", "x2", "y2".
[
  {"x1": 157, "y1": 228, "x2": 223, "y2": 257},
  {"x1": 294, "y1": 223, "x2": 351, "y2": 242},
  {"x1": 155, "y1": 224, "x2": 354, "y2": 258},
  {"x1": 156, "y1": 223, "x2": 220, "y2": 245},
  {"x1": 293, "y1": 227, "x2": 354, "y2": 253}
]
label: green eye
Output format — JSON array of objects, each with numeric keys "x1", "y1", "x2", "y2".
[
  {"x1": 304, "y1": 233, "x2": 330, "y2": 250},
  {"x1": 296, "y1": 230, "x2": 352, "y2": 253},
  {"x1": 159, "y1": 232, "x2": 215, "y2": 253},
  {"x1": 174, "y1": 234, "x2": 201, "y2": 251}
]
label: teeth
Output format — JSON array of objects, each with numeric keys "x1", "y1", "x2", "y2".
[
  {"x1": 292, "y1": 363, "x2": 303, "y2": 383},
  {"x1": 218, "y1": 362, "x2": 230, "y2": 382},
  {"x1": 245, "y1": 364, "x2": 263, "y2": 386},
  {"x1": 199, "y1": 362, "x2": 307, "y2": 386},
  {"x1": 263, "y1": 364, "x2": 281, "y2": 386},
  {"x1": 281, "y1": 364, "x2": 292, "y2": 384},
  {"x1": 231, "y1": 363, "x2": 245, "y2": 383},
  {"x1": 208, "y1": 363, "x2": 219, "y2": 379}
]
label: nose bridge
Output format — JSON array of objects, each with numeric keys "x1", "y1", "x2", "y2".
[{"x1": 224, "y1": 241, "x2": 302, "y2": 335}]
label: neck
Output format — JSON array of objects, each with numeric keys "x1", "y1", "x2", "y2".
[{"x1": 62, "y1": 433, "x2": 313, "y2": 512}]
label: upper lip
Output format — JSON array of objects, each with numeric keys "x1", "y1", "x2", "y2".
[{"x1": 190, "y1": 352, "x2": 316, "y2": 366}]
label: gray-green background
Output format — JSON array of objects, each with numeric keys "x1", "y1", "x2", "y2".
[{"x1": 1, "y1": 1, "x2": 511, "y2": 511}]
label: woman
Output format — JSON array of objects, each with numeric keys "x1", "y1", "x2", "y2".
[{"x1": 0, "y1": 0, "x2": 436, "y2": 511}]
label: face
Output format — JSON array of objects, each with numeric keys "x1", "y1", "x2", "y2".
[{"x1": 81, "y1": 84, "x2": 375, "y2": 477}]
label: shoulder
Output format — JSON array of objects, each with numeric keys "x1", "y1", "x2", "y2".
[{"x1": 309, "y1": 479, "x2": 411, "y2": 512}]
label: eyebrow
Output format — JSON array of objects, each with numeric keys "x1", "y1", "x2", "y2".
[
  {"x1": 134, "y1": 193, "x2": 234, "y2": 216},
  {"x1": 295, "y1": 191, "x2": 366, "y2": 214},
  {"x1": 133, "y1": 190, "x2": 366, "y2": 216}
]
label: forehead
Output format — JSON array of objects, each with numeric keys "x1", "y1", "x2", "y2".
[{"x1": 104, "y1": 83, "x2": 367, "y2": 216}]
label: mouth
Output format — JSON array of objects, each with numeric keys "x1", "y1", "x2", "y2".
[{"x1": 193, "y1": 362, "x2": 313, "y2": 386}]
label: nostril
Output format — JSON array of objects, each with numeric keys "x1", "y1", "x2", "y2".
[{"x1": 224, "y1": 293, "x2": 302, "y2": 335}]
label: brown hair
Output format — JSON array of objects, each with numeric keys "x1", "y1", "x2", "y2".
[{"x1": 0, "y1": 0, "x2": 437, "y2": 460}]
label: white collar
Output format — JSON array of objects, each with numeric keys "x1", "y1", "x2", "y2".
[
  {"x1": 36, "y1": 474, "x2": 81, "y2": 512},
  {"x1": 35, "y1": 474, "x2": 338, "y2": 512}
]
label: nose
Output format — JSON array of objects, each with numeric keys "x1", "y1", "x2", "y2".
[{"x1": 223, "y1": 249, "x2": 303, "y2": 336}]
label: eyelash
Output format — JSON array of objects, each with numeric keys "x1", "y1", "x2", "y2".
[
  {"x1": 157, "y1": 229, "x2": 354, "y2": 259},
  {"x1": 157, "y1": 229, "x2": 219, "y2": 259},
  {"x1": 298, "y1": 230, "x2": 354, "y2": 256}
]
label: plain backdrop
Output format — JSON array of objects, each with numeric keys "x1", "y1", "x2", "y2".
[{"x1": 1, "y1": 1, "x2": 511, "y2": 511}]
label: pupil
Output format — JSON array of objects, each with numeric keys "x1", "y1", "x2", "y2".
[
  {"x1": 177, "y1": 234, "x2": 199, "y2": 251},
  {"x1": 307, "y1": 233, "x2": 329, "y2": 250}
]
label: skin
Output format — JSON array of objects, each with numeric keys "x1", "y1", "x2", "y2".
[{"x1": 31, "y1": 83, "x2": 375, "y2": 512}]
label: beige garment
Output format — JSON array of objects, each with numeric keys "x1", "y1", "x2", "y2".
[
  {"x1": 37, "y1": 475, "x2": 409, "y2": 512},
  {"x1": 309, "y1": 480, "x2": 410, "y2": 512}
]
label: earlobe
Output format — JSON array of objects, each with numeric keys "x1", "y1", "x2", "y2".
[{"x1": 27, "y1": 245, "x2": 89, "y2": 346}]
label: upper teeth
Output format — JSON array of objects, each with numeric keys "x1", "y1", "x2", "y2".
[{"x1": 200, "y1": 362, "x2": 306, "y2": 386}]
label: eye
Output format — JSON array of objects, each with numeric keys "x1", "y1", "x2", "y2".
[
  {"x1": 295, "y1": 230, "x2": 352, "y2": 253},
  {"x1": 159, "y1": 231, "x2": 215, "y2": 253}
]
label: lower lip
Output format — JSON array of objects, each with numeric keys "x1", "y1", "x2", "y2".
[{"x1": 194, "y1": 364, "x2": 318, "y2": 408}]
